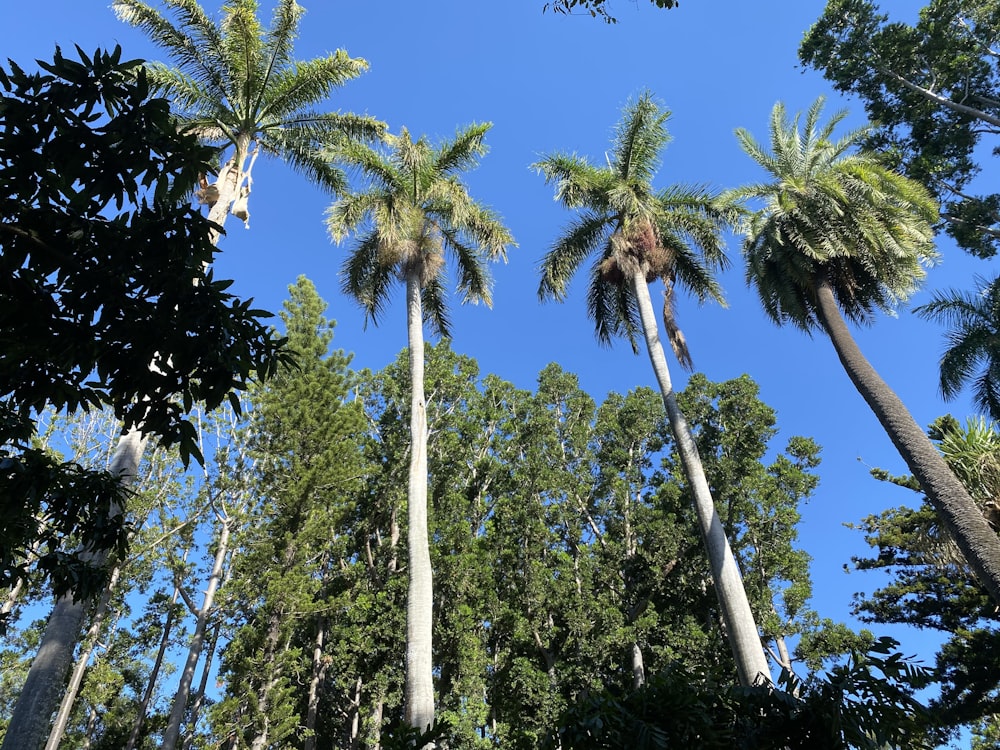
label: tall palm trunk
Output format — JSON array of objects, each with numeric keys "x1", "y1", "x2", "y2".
[
  {"x1": 1, "y1": 432, "x2": 145, "y2": 750},
  {"x1": 162, "y1": 514, "x2": 232, "y2": 750},
  {"x1": 814, "y1": 275, "x2": 1000, "y2": 603},
  {"x1": 403, "y1": 270, "x2": 435, "y2": 733},
  {"x1": 630, "y1": 271, "x2": 770, "y2": 686}
]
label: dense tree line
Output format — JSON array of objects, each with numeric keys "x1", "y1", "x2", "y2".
[{"x1": 5, "y1": 0, "x2": 1000, "y2": 746}]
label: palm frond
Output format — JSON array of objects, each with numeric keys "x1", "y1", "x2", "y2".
[
  {"x1": 259, "y1": 127, "x2": 347, "y2": 193},
  {"x1": 219, "y1": 0, "x2": 266, "y2": 123},
  {"x1": 257, "y1": 52, "x2": 369, "y2": 123},
  {"x1": 611, "y1": 91, "x2": 670, "y2": 186},
  {"x1": 439, "y1": 228, "x2": 493, "y2": 306},
  {"x1": 421, "y1": 271, "x2": 451, "y2": 338},
  {"x1": 434, "y1": 122, "x2": 490, "y2": 178},
  {"x1": 586, "y1": 256, "x2": 640, "y2": 351},
  {"x1": 538, "y1": 212, "x2": 612, "y2": 301},
  {"x1": 340, "y1": 231, "x2": 395, "y2": 327},
  {"x1": 326, "y1": 189, "x2": 388, "y2": 242},
  {"x1": 260, "y1": 0, "x2": 302, "y2": 75},
  {"x1": 532, "y1": 154, "x2": 612, "y2": 211},
  {"x1": 113, "y1": 0, "x2": 229, "y2": 102}
]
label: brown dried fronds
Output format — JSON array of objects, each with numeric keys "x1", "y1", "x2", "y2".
[{"x1": 662, "y1": 286, "x2": 693, "y2": 371}]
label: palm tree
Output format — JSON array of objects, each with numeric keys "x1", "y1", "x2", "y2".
[
  {"x1": 730, "y1": 97, "x2": 1000, "y2": 605},
  {"x1": 113, "y1": 0, "x2": 383, "y2": 236},
  {"x1": 916, "y1": 274, "x2": 1000, "y2": 421},
  {"x1": 534, "y1": 92, "x2": 771, "y2": 687},
  {"x1": 4, "y1": 5, "x2": 383, "y2": 750},
  {"x1": 326, "y1": 123, "x2": 515, "y2": 732}
]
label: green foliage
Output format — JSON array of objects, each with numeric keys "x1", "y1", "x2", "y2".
[
  {"x1": 535, "y1": 91, "x2": 733, "y2": 357},
  {"x1": 543, "y1": 0, "x2": 679, "y2": 24},
  {"x1": 800, "y1": 0, "x2": 1000, "y2": 258},
  {"x1": 852, "y1": 416, "x2": 1000, "y2": 740},
  {"x1": 209, "y1": 277, "x2": 369, "y2": 748},
  {"x1": 0, "y1": 45, "x2": 282, "y2": 611},
  {"x1": 729, "y1": 97, "x2": 939, "y2": 332},
  {"x1": 551, "y1": 638, "x2": 939, "y2": 749},
  {"x1": 915, "y1": 275, "x2": 1000, "y2": 420},
  {"x1": 327, "y1": 124, "x2": 515, "y2": 337}
]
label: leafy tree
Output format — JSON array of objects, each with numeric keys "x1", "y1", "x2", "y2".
[
  {"x1": 534, "y1": 91, "x2": 769, "y2": 686},
  {"x1": 800, "y1": 0, "x2": 1000, "y2": 258},
  {"x1": 0, "y1": 46, "x2": 283, "y2": 750},
  {"x1": 209, "y1": 277, "x2": 367, "y2": 750},
  {"x1": 327, "y1": 123, "x2": 514, "y2": 732},
  {"x1": 915, "y1": 274, "x2": 1000, "y2": 421},
  {"x1": 543, "y1": 0, "x2": 679, "y2": 24},
  {"x1": 729, "y1": 96, "x2": 1000, "y2": 606},
  {"x1": 551, "y1": 637, "x2": 939, "y2": 749},
  {"x1": 851, "y1": 415, "x2": 1000, "y2": 743},
  {"x1": 0, "y1": 44, "x2": 280, "y2": 594}
]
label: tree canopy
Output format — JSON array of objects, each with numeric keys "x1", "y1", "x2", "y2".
[
  {"x1": 0, "y1": 45, "x2": 283, "y2": 609},
  {"x1": 800, "y1": 0, "x2": 1000, "y2": 258}
]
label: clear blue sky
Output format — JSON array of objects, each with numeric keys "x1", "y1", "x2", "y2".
[{"x1": 7, "y1": 0, "x2": 987, "y2": 668}]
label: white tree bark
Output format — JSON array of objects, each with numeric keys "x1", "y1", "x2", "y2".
[
  {"x1": 631, "y1": 271, "x2": 770, "y2": 686},
  {"x1": 162, "y1": 514, "x2": 232, "y2": 750},
  {"x1": 403, "y1": 271, "x2": 435, "y2": 734}
]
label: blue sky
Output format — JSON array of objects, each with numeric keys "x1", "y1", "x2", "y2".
[{"x1": 7, "y1": 0, "x2": 989, "y2": 670}]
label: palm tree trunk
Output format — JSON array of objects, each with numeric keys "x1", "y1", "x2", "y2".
[
  {"x1": 631, "y1": 271, "x2": 771, "y2": 686},
  {"x1": 162, "y1": 514, "x2": 231, "y2": 750},
  {"x1": 1, "y1": 432, "x2": 145, "y2": 750},
  {"x1": 814, "y1": 275, "x2": 1000, "y2": 604},
  {"x1": 403, "y1": 271, "x2": 435, "y2": 734}
]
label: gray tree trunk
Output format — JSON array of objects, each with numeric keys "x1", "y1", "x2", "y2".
[
  {"x1": 183, "y1": 618, "x2": 223, "y2": 750},
  {"x1": 631, "y1": 271, "x2": 771, "y2": 686},
  {"x1": 814, "y1": 275, "x2": 1000, "y2": 604},
  {"x1": 303, "y1": 619, "x2": 328, "y2": 750},
  {"x1": 1, "y1": 431, "x2": 145, "y2": 750},
  {"x1": 162, "y1": 515, "x2": 232, "y2": 750},
  {"x1": 44, "y1": 565, "x2": 122, "y2": 750}
]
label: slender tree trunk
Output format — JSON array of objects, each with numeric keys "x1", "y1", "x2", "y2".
[
  {"x1": 372, "y1": 697, "x2": 384, "y2": 750},
  {"x1": 303, "y1": 619, "x2": 329, "y2": 750},
  {"x1": 124, "y1": 581, "x2": 182, "y2": 750},
  {"x1": 814, "y1": 275, "x2": 1000, "y2": 604},
  {"x1": 349, "y1": 676, "x2": 363, "y2": 749},
  {"x1": 183, "y1": 618, "x2": 223, "y2": 750},
  {"x1": 403, "y1": 271, "x2": 435, "y2": 733},
  {"x1": 162, "y1": 515, "x2": 232, "y2": 750},
  {"x1": 44, "y1": 565, "x2": 122, "y2": 750},
  {"x1": 631, "y1": 643, "x2": 645, "y2": 689},
  {"x1": 1, "y1": 432, "x2": 145, "y2": 750},
  {"x1": 630, "y1": 271, "x2": 770, "y2": 686}
]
